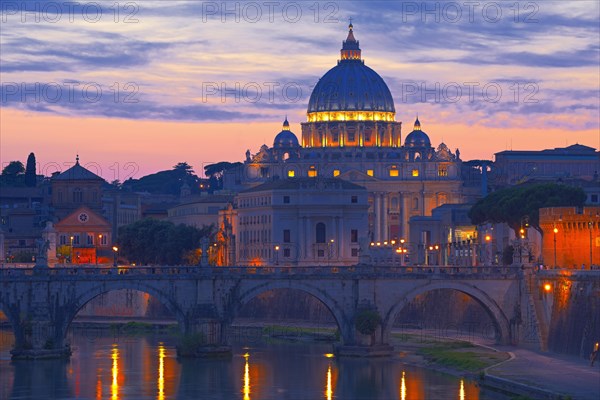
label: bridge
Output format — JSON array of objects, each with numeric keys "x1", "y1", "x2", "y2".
[{"x1": 0, "y1": 264, "x2": 549, "y2": 359}]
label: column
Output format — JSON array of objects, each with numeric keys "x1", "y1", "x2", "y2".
[
  {"x1": 382, "y1": 194, "x2": 389, "y2": 241},
  {"x1": 338, "y1": 216, "x2": 344, "y2": 259},
  {"x1": 373, "y1": 192, "x2": 381, "y2": 242}
]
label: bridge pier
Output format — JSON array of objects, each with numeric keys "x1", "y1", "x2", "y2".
[
  {"x1": 335, "y1": 306, "x2": 394, "y2": 357},
  {"x1": 10, "y1": 314, "x2": 71, "y2": 360},
  {"x1": 177, "y1": 317, "x2": 232, "y2": 358}
]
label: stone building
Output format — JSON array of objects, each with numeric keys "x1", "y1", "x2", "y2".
[
  {"x1": 540, "y1": 206, "x2": 600, "y2": 269},
  {"x1": 219, "y1": 178, "x2": 368, "y2": 266},
  {"x1": 224, "y1": 24, "x2": 468, "y2": 244},
  {"x1": 493, "y1": 144, "x2": 599, "y2": 187}
]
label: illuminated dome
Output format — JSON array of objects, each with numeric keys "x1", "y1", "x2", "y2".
[
  {"x1": 404, "y1": 117, "x2": 431, "y2": 148},
  {"x1": 273, "y1": 118, "x2": 300, "y2": 148},
  {"x1": 306, "y1": 23, "x2": 395, "y2": 122}
]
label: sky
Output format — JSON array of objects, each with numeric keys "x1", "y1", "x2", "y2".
[{"x1": 1, "y1": 0, "x2": 599, "y2": 180}]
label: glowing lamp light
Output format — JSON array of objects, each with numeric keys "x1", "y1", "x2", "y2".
[
  {"x1": 324, "y1": 353, "x2": 334, "y2": 358},
  {"x1": 553, "y1": 227, "x2": 558, "y2": 234},
  {"x1": 485, "y1": 234, "x2": 491, "y2": 242},
  {"x1": 544, "y1": 283, "x2": 552, "y2": 292}
]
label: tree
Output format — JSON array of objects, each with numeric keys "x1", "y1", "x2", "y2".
[
  {"x1": 25, "y1": 153, "x2": 37, "y2": 187},
  {"x1": 117, "y1": 218, "x2": 213, "y2": 265},
  {"x1": 469, "y1": 183, "x2": 586, "y2": 234},
  {"x1": 0, "y1": 161, "x2": 25, "y2": 186},
  {"x1": 121, "y1": 162, "x2": 202, "y2": 195},
  {"x1": 204, "y1": 161, "x2": 242, "y2": 191}
]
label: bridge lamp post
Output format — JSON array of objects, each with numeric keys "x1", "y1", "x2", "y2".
[
  {"x1": 484, "y1": 234, "x2": 492, "y2": 266},
  {"x1": 588, "y1": 213, "x2": 598, "y2": 269},
  {"x1": 553, "y1": 227, "x2": 558, "y2": 268},
  {"x1": 96, "y1": 234, "x2": 102, "y2": 265},
  {"x1": 70, "y1": 236, "x2": 74, "y2": 264},
  {"x1": 327, "y1": 239, "x2": 334, "y2": 266},
  {"x1": 274, "y1": 245, "x2": 280, "y2": 266},
  {"x1": 112, "y1": 246, "x2": 119, "y2": 267}
]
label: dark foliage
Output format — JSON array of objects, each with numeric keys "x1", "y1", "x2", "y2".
[
  {"x1": 469, "y1": 183, "x2": 586, "y2": 233},
  {"x1": 117, "y1": 218, "x2": 213, "y2": 265}
]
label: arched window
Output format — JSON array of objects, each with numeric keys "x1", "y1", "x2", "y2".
[{"x1": 316, "y1": 223, "x2": 326, "y2": 243}]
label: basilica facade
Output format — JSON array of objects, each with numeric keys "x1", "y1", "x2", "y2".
[{"x1": 223, "y1": 24, "x2": 466, "y2": 256}]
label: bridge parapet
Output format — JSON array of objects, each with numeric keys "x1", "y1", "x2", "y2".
[{"x1": 0, "y1": 264, "x2": 522, "y2": 280}]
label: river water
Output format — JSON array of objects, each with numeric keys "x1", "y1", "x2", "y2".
[{"x1": 0, "y1": 328, "x2": 508, "y2": 399}]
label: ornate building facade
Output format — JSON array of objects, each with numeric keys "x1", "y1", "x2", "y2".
[{"x1": 224, "y1": 24, "x2": 466, "y2": 245}]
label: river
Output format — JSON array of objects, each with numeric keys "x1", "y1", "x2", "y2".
[{"x1": 0, "y1": 328, "x2": 509, "y2": 399}]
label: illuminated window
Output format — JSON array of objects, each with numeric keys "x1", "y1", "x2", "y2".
[
  {"x1": 412, "y1": 169, "x2": 419, "y2": 177},
  {"x1": 367, "y1": 169, "x2": 374, "y2": 176},
  {"x1": 438, "y1": 166, "x2": 448, "y2": 177},
  {"x1": 308, "y1": 168, "x2": 317, "y2": 178},
  {"x1": 333, "y1": 169, "x2": 340, "y2": 177},
  {"x1": 389, "y1": 166, "x2": 399, "y2": 177},
  {"x1": 287, "y1": 170, "x2": 295, "y2": 177}
]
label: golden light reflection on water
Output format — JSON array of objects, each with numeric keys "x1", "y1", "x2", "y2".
[
  {"x1": 243, "y1": 353, "x2": 251, "y2": 400},
  {"x1": 158, "y1": 344, "x2": 165, "y2": 400},
  {"x1": 400, "y1": 371, "x2": 406, "y2": 400},
  {"x1": 111, "y1": 345, "x2": 119, "y2": 400},
  {"x1": 325, "y1": 364, "x2": 333, "y2": 400},
  {"x1": 459, "y1": 379, "x2": 465, "y2": 400}
]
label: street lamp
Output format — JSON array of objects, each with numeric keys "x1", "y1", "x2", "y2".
[
  {"x1": 112, "y1": 246, "x2": 119, "y2": 267},
  {"x1": 70, "y1": 235, "x2": 74, "y2": 264},
  {"x1": 328, "y1": 239, "x2": 334, "y2": 266},
  {"x1": 96, "y1": 234, "x2": 102, "y2": 265},
  {"x1": 274, "y1": 245, "x2": 280, "y2": 265},
  {"x1": 553, "y1": 226, "x2": 558, "y2": 268}
]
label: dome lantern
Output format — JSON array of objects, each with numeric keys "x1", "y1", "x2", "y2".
[{"x1": 341, "y1": 22, "x2": 361, "y2": 61}]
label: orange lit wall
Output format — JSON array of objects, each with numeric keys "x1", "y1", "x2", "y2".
[{"x1": 540, "y1": 207, "x2": 600, "y2": 268}]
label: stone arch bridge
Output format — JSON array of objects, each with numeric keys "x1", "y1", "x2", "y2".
[{"x1": 0, "y1": 265, "x2": 544, "y2": 359}]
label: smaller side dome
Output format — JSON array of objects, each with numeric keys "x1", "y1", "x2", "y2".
[
  {"x1": 404, "y1": 116, "x2": 431, "y2": 148},
  {"x1": 273, "y1": 118, "x2": 300, "y2": 148}
]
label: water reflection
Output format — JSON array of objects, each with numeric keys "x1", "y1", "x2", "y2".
[
  {"x1": 158, "y1": 344, "x2": 165, "y2": 400},
  {"x1": 400, "y1": 371, "x2": 406, "y2": 400},
  {"x1": 111, "y1": 345, "x2": 119, "y2": 400},
  {"x1": 243, "y1": 353, "x2": 251, "y2": 400},
  {"x1": 325, "y1": 364, "x2": 333, "y2": 400},
  {"x1": 0, "y1": 329, "x2": 500, "y2": 399}
]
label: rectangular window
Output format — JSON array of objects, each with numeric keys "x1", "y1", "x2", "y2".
[
  {"x1": 283, "y1": 196, "x2": 290, "y2": 204},
  {"x1": 87, "y1": 234, "x2": 93, "y2": 245},
  {"x1": 59, "y1": 235, "x2": 66, "y2": 245},
  {"x1": 389, "y1": 168, "x2": 399, "y2": 177},
  {"x1": 73, "y1": 235, "x2": 80, "y2": 245},
  {"x1": 351, "y1": 196, "x2": 358, "y2": 204},
  {"x1": 260, "y1": 167, "x2": 269, "y2": 177},
  {"x1": 351, "y1": 229, "x2": 358, "y2": 243},
  {"x1": 592, "y1": 194, "x2": 599, "y2": 203},
  {"x1": 308, "y1": 169, "x2": 317, "y2": 178},
  {"x1": 366, "y1": 169, "x2": 374, "y2": 177},
  {"x1": 283, "y1": 229, "x2": 291, "y2": 243},
  {"x1": 101, "y1": 235, "x2": 108, "y2": 245},
  {"x1": 288, "y1": 170, "x2": 295, "y2": 177},
  {"x1": 438, "y1": 166, "x2": 448, "y2": 177},
  {"x1": 318, "y1": 249, "x2": 325, "y2": 257},
  {"x1": 412, "y1": 169, "x2": 419, "y2": 177},
  {"x1": 351, "y1": 248, "x2": 359, "y2": 257},
  {"x1": 333, "y1": 169, "x2": 340, "y2": 177},
  {"x1": 284, "y1": 248, "x2": 291, "y2": 257}
]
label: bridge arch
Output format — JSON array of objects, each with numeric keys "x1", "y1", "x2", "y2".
[
  {"x1": 0, "y1": 299, "x2": 24, "y2": 347},
  {"x1": 234, "y1": 281, "x2": 351, "y2": 343},
  {"x1": 59, "y1": 280, "x2": 187, "y2": 345},
  {"x1": 383, "y1": 281, "x2": 511, "y2": 345}
]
